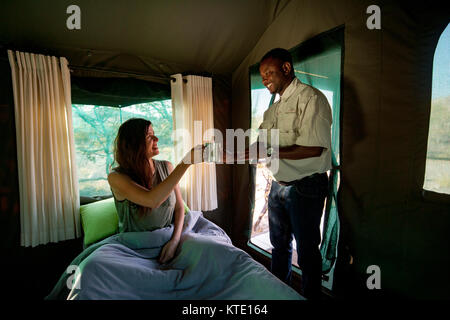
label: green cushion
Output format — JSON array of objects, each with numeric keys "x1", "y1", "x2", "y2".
[
  {"x1": 80, "y1": 197, "x2": 119, "y2": 247},
  {"x1": 183, "y1": 201, "x2": 190, "y2": 214}
]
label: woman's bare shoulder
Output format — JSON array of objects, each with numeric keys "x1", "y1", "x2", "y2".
[
  {"x1": 107, "y1": 171, "x2": 129, "y2": 201},
  {"x1": 108, "y1": 171, "x2": 128, "y2": 183}
]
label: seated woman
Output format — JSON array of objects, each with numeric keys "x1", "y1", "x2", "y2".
[{"x1": 107, "y1": 118, "x2": 205, "y2": 265}]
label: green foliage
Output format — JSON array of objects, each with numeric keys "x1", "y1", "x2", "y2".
[
  {"x1": 424, "y1": 95, "x2": 450, "y2": 194},
  {"x1": 72, "y1": 100, "x2": 174, "y2": 197},
  {"x1": 427, "y1": 95, "x2": 450, "y2": 159}
]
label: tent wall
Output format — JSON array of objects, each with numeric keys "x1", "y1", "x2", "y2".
[{"x1": 231, "y1": 0, "x2": 450, "y2": 299}]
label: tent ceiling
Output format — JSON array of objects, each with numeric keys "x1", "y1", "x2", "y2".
[{"x1": 0, "y1": 0, "x2": 292, "y2": 75}]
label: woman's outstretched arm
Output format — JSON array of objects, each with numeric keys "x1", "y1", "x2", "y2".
[
  {"x1": 108, "y1": 161, "x2": 190, "y2": 208},
  {"x1": 108, "y1": 145, "x2": 204, "y2": 208}
]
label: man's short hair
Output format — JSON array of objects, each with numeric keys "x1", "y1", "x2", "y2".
[{"x1": 260, "y1": 48, "x2": 293, "y2": 66}]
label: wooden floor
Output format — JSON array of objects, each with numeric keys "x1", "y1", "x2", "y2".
[{"x1": 250, "y1": 231, "x2": 300, "y2": 267}]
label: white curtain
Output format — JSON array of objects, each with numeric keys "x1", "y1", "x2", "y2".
[
  {"x1": 7, "y1": 50, "x2": 81, "y2": 247},
  {"x1": 170, "y1": 74, "x2": 218, "y2": 211}
]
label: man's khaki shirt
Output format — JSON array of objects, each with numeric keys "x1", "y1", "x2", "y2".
[{"x1": 259, "y1": 78, "x2": 332, "y2": 182}]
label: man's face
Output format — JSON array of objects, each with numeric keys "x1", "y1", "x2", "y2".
[{"x1": 259, "y1": 57, "x2": 292, "y2": 95}]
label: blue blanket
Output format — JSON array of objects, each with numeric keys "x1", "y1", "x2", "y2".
[{"x1": 46, "y1": 211, "x2": 304, "y2": 300}]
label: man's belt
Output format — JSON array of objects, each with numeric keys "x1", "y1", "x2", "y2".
[
  {"x1": 277, "y1": 180, "x2": 295, "y2": 186},
  {"x1": 276, "y1": 173, "x2": 325, "y2": 186}
]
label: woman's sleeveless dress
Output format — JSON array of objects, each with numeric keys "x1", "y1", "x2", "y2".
[{"x1": 113, "y1": 160, "x2": 176, "y2": 232}]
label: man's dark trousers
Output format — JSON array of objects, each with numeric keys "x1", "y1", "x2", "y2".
[{"x1": 268, "y1": 172, "x2": 329, "y2": 299}]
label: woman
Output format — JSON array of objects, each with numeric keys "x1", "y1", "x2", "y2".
[{"x1": 107, "y1": 118, "x2": 204, "y2": 264}]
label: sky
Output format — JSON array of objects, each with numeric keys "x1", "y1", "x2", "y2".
[{"x1": 432, "y1": 23, "x2": 450, "y2": 100}]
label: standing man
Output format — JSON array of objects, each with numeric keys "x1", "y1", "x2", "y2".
[{"x1": 257, "y1": 48, "x2": 332, "y2": 300}]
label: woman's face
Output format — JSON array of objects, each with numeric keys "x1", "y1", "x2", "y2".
[{"x1": 146, "y1": 125, "x2": 159, "y2": 158}]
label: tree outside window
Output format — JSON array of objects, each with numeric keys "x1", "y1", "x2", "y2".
[{"x1": 424, "y1": 23, "x2": 450, "y2": 195}]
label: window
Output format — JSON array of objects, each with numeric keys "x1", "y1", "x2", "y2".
[
  {"x1": 248, "y1": 27, "x2": 343, "y2": 290},
  {"x1": 72, "y1": 100, "x2": 173, "y2": 197},
  {"x1": 424, "y1": 23, "x2": 450, "y2": 195}
]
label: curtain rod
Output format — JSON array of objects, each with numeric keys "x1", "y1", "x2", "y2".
[
  {"x1": 170, "y1": 73, "x2": 214, "y2": 83},
  {"x1": 70, "y1": 65, "x2": 189, "y2": 83},
  {"x1": 170, "y1": 77, "x2": 188, "y2": 83},
  {"x1": 69, "y1": 64, "x2": 171, "y2": 82}
]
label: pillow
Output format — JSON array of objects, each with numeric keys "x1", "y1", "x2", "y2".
[
  {"x1": 80, "y1": 197, "x2": 119, "y2": 247},
  {"x1": 183, "y1": 201, "x2": 190, "y2": 214}
]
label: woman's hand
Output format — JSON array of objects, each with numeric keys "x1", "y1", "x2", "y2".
[
  {"x1": 159, "y1": 238, "x2": 180, "y2": 264},
  {"x1": 182, "y1": 144, "x2": 206, "y2": 164}
]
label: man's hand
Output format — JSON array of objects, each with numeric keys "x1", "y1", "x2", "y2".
[
  {"x1": 249, "y1": 142, "x2": 271, "y2": 161},
  {"x1": 159, "y1": 238, "x2": 180, "y2": 264}
]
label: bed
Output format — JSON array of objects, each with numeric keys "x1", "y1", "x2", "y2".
[{"x1": 46, "y1": 204, "x2": 304, "y2": 300}]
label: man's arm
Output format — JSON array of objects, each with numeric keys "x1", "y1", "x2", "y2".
[
  {"x1": 276, "y1": 145, "x2": 324, "y2": 160},
  {"x1": 235, "y1": 142, "x2": 323, "y2": 162}
]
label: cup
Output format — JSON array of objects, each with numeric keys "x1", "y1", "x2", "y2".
[{"x1": 204, "y1": 142, "x2": 221, "y2": 163}]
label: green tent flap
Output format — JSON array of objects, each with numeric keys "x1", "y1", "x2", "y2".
[{"x1": 71, "y1": 76, "x2": 171, "y2": 107}]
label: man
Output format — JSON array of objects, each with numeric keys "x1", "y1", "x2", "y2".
[{"x1": 256, "y1": 48, "x2": 332, "y2": 299}]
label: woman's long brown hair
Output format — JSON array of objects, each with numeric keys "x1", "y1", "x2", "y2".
[{"x1": 112, "y1": 118, "x2": 154, "y2": 217}]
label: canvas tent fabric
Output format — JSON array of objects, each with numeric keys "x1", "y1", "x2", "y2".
[
  {"x1": 0, "y1": 0, "x2": 293, "y2": 76},
  {"x1": 0, "y1": 0, "x2": 449, "y2": 300}
]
